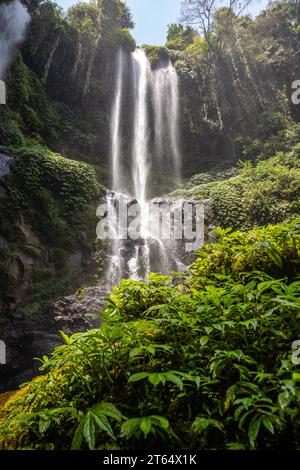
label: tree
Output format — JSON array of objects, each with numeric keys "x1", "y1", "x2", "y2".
[
  {"x1": 166, "y1": 24, "x2": 197, "y2": 49},
  {"x1": 180, "y1": 0, "x2": 254, "y2": 45}
]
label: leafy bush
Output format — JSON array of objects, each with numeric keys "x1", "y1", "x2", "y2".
[
  {"x1": 3, "y1": 146, "x2": 102, "y2": 250},
  {"x1": 142, "y1": 45, "x2": 169, "y2": 65},
  {"x1": 210, "y1": 152, "x2": 300, "y2": 229},
  {"x1": 0, "y1": 220, "x2": 300, "y2": 450},
  {"x1": 108, "y1": 28, "x2": 136, "y2": 51},
  {"x1": 172, "y1": 148, "x2": 300, "y2": 230},
  {"x1": 165, "y1": 24, "x2": 197, "y2": 51}
]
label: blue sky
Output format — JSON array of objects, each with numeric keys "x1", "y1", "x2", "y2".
[{"x1": 57, "y1": 0, "x2": 269, "y2": 46}]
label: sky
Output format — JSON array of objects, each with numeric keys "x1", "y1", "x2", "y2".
[{"x1": 57, "y1": 0, "x2": 270, "y2": 46}]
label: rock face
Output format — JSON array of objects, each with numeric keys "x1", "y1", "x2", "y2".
[
  {"x1": 1, "y1": 214, "x2": 50, "y2": 315},
  {"x1": 0, "y1": 156, "x2": 103, "y2": 391},
  {"x1": 53, "y1": 285, "x2": 108, "y2": 335},
  {"x1": 0, "y1": 285, "x2": 108, "y2": 392}
]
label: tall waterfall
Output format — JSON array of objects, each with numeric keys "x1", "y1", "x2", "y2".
[
  {"x1": 111, "y1": 49, "x2": 125, "y2": 193},
  {"x1": 152, "y1": 63, "x2": 182, "y2": 177},
  {"x1": 132, "y1": 49, "x2": 151, "y2": 203},
  {"x1": 105, "y1": 48, "x2": 184, "y2": 286}
]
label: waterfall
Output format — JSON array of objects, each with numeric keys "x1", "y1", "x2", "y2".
[
  {"x1": 130, "y1": 49, "x2": 152, "y2": 279},
  {"x1": 111, "y1": 49, "x2": 125, "y2": 192},
  {"x1": 168, "y1": 65, "x2": 182, "y2": 177},
  {"x1": 132, "y1": 49, "x2": 151, "y2": 203},
  {"x1": 105, "y1": 48, "x2": 184, "y2": 286},
  {"x1": 152, "y1": 62, "x2": 182, "y2": 177},
  {"x1": 0, "y1": 0, "x2": 31, "y2": 80}
]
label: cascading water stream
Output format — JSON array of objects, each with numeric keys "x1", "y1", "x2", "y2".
[
  {"x1": 152, "y1": 61, "x2": 182, "y2": 177},
  {"x1": 132, "y1": 49, "x2": 150, "y2": 204},
  {"x1": 111, "y1": 49, "x2": 125, "y2": 193},
  {"x1": 106, "y1": 48, "x2": 183, "y2": 286},
  {"x1": 106, "y1": 49, "x2": 125, "y2": 286}
]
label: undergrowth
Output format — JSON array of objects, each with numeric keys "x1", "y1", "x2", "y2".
[{"x1": 0, "y1": 220, "x2": 299, "y2": 450}]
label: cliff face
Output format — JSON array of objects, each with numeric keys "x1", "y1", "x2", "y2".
[
  {"x1": 170, "y1": 4, "x2": 300, "y2": 176},
  {"x1": 0, "y1": 1, "x2": 135, "y2": 167},
  {"x1": 0, "y1": 0, "x2": 135, "y2": 389},
  {"x1": 2, "y1": 2, "x2": 299, "y2": 178},
  {"x1": 0, "y1": 0, "x2": 135, "y2": 315}
]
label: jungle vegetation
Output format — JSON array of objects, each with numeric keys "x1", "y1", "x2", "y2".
[{"x1": 0, "y1": 0, "x2": 300, "y2": 451}]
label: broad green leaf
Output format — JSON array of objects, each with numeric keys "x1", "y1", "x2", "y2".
[
  {"x1": 248, "y1": 416, "x2": 262, "y2": 448},
  {"x1": 148, "y1": 373, "x2": 163, "y2": 386},
  {"x1": 150, "y1": 415, "x2": 169, "y2": 429},
  {"x1": 38, "y1": 419, "x2": 51, "y2": 434},
  {"x1": 93, "y1": 413, "x2": 115, "y2": 440},
  {"x1": 200, "y1": 336, "x2": 209, "y2": 347},
  {"x1": 71, "y1": 419, "x2": 84, "y2": 450},
  {"x1": 165, "y1": 373, "x2": 184, "y2": 390},
  {"x1": 140, "y1": 418, "x2": 152, "y2": 437},
  {"x1": 83, "y1": 412, "x2": 95, "y2": 450},
  {"x1": 59, "y1": 331, "x2": 71, "y2": 345},
  {"x1": 120, "y1": 418, "x2": 141, "y2": 440},
  {"x1": 128, "y1": 372, "x2": 150, "y2": 383},
  {"x1": 262, "y1": 417, "x2": 274, "y2": 435},
  {"x1": 92, "y1": 402, "x2": 123, "y2": 422}
]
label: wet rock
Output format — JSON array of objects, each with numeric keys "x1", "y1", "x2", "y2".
[
  {"x1": 54, "y1": 285, "x2": 108, "y2": 335},
  {"x1": 0, "y1": 284, "x2": 109, "y2": 392}
]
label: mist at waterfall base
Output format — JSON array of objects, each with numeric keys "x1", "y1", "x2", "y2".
[
  {"x1": 103, "y1": 48, "x2": 195, "y2": 287},
  {"x1": 0, "y1": 0, "x2": 31, "y2": 80}
]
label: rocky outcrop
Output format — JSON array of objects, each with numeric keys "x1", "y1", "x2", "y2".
[
  {"x1": 0, "y1": 284, "x2": 108, "y2": 392},
  {"x1": 1, "y1": 214, "x2": 49, "y2": 314},
  {"x1": 53, "y1": 285, "x2": 108, "y2": 335},
  {"x1": 0, "y1": 156, "x2": 102, "y2": 391}
]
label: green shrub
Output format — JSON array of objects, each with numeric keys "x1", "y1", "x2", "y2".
[
  {"x1": 4, "y1": 147, "x2": 102, "y2": 249},
  {"x1": 175, "y1": 148, "x2": 300, "y2": 230},
  {"x1": 1, "y1": 220, "x2": 299, "y2": 450},
  {"x1": 142, "y1": 45, "x2": 169, "y2": 65},
  {"x1": 210, "y1": 152, "x2": 300, "y2": 229}
]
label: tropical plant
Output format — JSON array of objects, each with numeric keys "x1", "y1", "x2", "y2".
[{"x1": 0, "y1": 220, "x2": 299, "y2": 450}]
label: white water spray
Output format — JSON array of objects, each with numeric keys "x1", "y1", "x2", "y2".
[
  {"x1": 111, "y1": 49, "x2": 125, "y2": 192},
  {"x1": 106, "y1": 48, "x2": 183, "y2": 285},
  {"x1": 152, "y1": 61, "x2": 182, "y2": 177},
  {"x1": 0, "y1": 0, "x2": 31, "y2": 79},
  {"x1": 132, "y1": 49, "x2": 151, "y2": 203}
]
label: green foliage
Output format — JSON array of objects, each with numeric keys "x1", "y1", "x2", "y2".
[
  {"x1": 166, "y1": 24, "x2": 197, "y2": 51},
  {"x1": 167, "y1": 2, "x2": 299, "y2": 174},
  {"x1": 210, "y1": 151, "x2": 300, "y2": 229},
  {"x1": 108, "y1": 27, "x2": 136, "y2": 51},
  {"x1": 0, "y1": 108, "x2": 25, "y2": 147},
  {"x1": 142, "y1": 45, "x2": 169, "y2": 65},
  {"x1": 172, "y1": 135, "x2": 300, "y2": 230},
  {"x1": 4, "y1": 146, "x2": 102, "y2": 249},
  {"x1": 185, "y1": 36, "x2": 207, "y2": 56},
  {"x1": 0, "y1": 220, "x2": 300, "y2": 450},
  {"x1": 239, "y1": 122, "x2": 300, "y2": 161}
]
